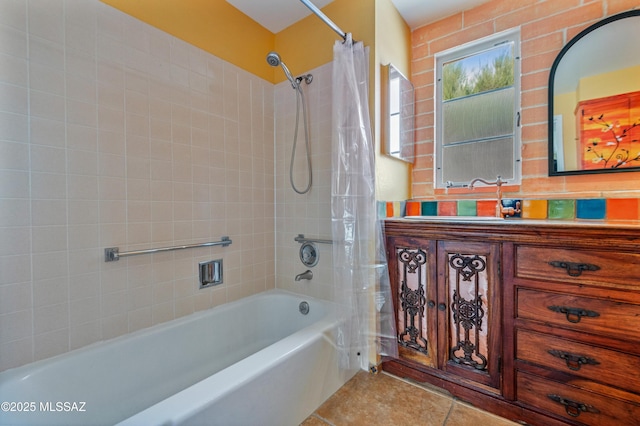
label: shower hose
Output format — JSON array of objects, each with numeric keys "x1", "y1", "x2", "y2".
[{"x1": 290, "y1": 82, "x2": 312, "y2": 194}]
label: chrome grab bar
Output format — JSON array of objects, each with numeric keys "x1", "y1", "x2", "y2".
[
  {"x1": 104, "y1": 237, "x2": 232, "y2": 262},
  {"x1": 294, "y1": 234, "x2": 333, "y2": 245}
]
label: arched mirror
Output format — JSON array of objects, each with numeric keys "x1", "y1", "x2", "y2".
[{"x1": 549, "y1": 10, "x2": 640, "y2": 176}]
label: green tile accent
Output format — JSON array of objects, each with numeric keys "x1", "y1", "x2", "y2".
[
  {"x1": 457, "y1": 200, "x2": 477, "y2": 216},
  {"x1": 548, "y1": 199, "x2": 575, "y2": 219},
  {"x1": 421, "y1": 201, "x2": 437, "y2": 216}
]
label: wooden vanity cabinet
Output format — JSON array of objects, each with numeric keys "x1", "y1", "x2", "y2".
[
  {"x1": 382, "y1": 220, "x2": 640, "y2": 426},
  {"x1": 505, "y1": 239, "x2": 640, "y2": 425},
  {"x1": 384, "y1": 228, "x2": 504, "y2": 400}
]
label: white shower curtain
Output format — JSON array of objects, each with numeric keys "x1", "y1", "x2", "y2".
[{"x1": 331, "y1": 35, "x2": 398, "y2": 371}]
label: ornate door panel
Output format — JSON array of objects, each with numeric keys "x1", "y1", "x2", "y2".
[
  {"x1": 386, "y1": 236, "x2": 438, "y2": 368},
  {"x1": 438, "y1": 241, "x2": 501, "y2": 390}
]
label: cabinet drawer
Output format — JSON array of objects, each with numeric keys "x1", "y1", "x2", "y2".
[
  {"x1": 514, "y1": 245, "x2": 640, "y2": 290},
  {"x1": 517, "y1": 370, "x2": 640, "y2": 426},
  {"x1": 516, "y1": 288, "x2": 640, "y2": 339},
  {"x1": 516, "y1": 329, "x2": 640, "y2": 394}
]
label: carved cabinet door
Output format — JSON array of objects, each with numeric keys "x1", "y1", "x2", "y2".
[
  {"x1": 437, "y1": 240, "x2": 502, "y2": 390},
  {"x1": 386, "y1": 236, "x2": 438, "y2": 368}
]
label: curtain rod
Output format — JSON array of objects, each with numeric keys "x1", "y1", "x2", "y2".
[{"x1": 299, "y1": 0, "x2": 347, "y2": 41}]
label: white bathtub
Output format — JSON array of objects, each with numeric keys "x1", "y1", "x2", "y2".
[{"x1": 0, "y1": 290, "x2": 356, "y2": 426}]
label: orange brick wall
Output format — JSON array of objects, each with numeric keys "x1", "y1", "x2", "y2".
[{"x1": 411, "y1": 0, "x2": 640, "y2": 200}]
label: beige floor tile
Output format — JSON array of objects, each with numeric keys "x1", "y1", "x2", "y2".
[
  {"x1": 304, "y1": 371, "x2": 519, "y2": 426},
  {"x1": 312, "y1": 371, "x2": 451, "y2": 425},
  {"x1": 301, "y1": 414, "x2": 332, "y2": 426},
  {"x1": 444, "y1": 401, "x2": 519, "y2": 426}
]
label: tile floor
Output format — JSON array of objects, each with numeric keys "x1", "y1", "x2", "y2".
[{"x1": 301, "y1": 371, "x2": 519, "y2": 426}]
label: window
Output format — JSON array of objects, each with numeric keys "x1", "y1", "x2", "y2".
[{"x1": 435, "y1": 29, "x2": 521, "y2": 188}]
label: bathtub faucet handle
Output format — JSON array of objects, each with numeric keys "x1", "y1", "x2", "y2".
[{"x1": 295, "y1": 270, "x2": 313, "y2": 281}]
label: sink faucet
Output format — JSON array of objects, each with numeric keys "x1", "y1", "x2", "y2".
[
  {"x1": 295, "y1": 270, "x2": 313, "y2": 281},
  {"x1": 469, "y1": 175, "x2": 521, "y2": 218}
]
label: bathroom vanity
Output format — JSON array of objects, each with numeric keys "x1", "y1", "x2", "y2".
[{"x1": 382, "y1": 218, "x2": 640, "y2": 426}]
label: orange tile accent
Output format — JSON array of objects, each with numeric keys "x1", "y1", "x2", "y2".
[
  {"x1": 438, "y1": 201, "x2": 457, "y2": 216},
  {"x1": 477, "y1": 200, "x2": 498, "y2": 217},
  {"x1": 406, "y1": 201, "x2": 421, "y2": 216},
  {"x1": 386, "y1": 202, "x2": 394, "y2": 218},
  {"x1": 607, "y1": 198, "x2": 639, "y2": 221},
  {"x1": 522, "y1": 199, "x2": 548, "y2": 219}
]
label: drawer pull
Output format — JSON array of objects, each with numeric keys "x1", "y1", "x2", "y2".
[
  {"x1": 547, "y1": 305, "x2": 600, "y2": 323},
  {"x1": 547, "y1": 349, "x2": 600, "y2": 371},
  {"x1": 548, "y1": 260, "x2": 600, "y2": 277},
  {"x1": 547, "y1": 394, "x2": 600, "y2": 418}
]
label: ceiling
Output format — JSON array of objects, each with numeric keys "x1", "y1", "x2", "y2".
[{"x1": 226, "y1": 0, "x2": 491, "y2": 33}]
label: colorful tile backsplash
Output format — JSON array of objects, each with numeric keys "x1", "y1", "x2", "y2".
[{"x1": 382, "y1": 197, "x2": 640, "y2": 222}]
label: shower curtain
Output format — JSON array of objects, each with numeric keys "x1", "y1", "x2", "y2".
[{"x1": 331, "y1": 35, "x2": 398, "y2": 371}]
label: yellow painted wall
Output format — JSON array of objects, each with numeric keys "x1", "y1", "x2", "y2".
[
  {"x1": 577, "y1": 65, "x2": 640, "y2": 101},
  {"x1": 554, "y1": 91, "x2": 578, "y2": 170},
  {"x1": 99, "y1": 0, "x2": 275, "y2": 82},
  {"x1": 275, "y1": 0, "x2": 376, "y2": 84},
  {"x1": 374, "y1": 0, "x2": 411, "y2": 201}
]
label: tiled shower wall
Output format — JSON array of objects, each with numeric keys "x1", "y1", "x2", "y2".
[
  {"x1": 0, "y1": 0, "x2": 275, "y2": 372},
  {"x1": 274, "y1": 63, "x2": 335, "y2": 301}
]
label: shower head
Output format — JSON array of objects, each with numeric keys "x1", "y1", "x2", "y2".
[
  {"x1": 266, "y1": 51, "x2": 281, "y2": 67},
  {"x1": 266, "y1": 51, "x2": 297, "y2": 89}
]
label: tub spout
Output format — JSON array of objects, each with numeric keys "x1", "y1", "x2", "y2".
[{"x1": 295, "y1": 270, "x2": 313, "y2": 281}]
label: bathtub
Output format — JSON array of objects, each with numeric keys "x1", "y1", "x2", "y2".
[{"x1": 0, "y1": 290, "x2": 356, "y2": 426}]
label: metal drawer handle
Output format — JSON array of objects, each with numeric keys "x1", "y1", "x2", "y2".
[
  {"x1": 548, "y1": 349, "x2": 600, "y2": 371},
  {"x1": 549, "y1": 260, "x2": 600, "y2": 277},
  {"x1": 547, "y1": 305, "x2": 600, "y2": 323},
  {"x1": 547, "y1": 394, "x2": 600, "y2": 418}
]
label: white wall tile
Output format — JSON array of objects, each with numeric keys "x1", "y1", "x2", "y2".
[
  {"x1": 28, "y1": 0, "x2": 64, "y2": 43},
  {"x1": 0, "y1": 310, "x2": 32, "y2": 344},
  {"x1": 0, "y1": 24, "x2": 27, "y2": 58},
  {"x1": 0, "y1": 282, "x2": 31, "y2": 315},
  {"x1": 34, "y1": 328, "x2": 69, "y2": 361},
  {"x1": 0, "y1": 1, "x2": 27, "y2": 31},
  {"x1": 30, "y1": 116, "x2": 65, "y2": 147},
  {"x1": 0, "y1": 0, "x2": 277, "y2": 372},
  {"x1": 0, "y1": 82, "x2": 27, "y2": 114}
]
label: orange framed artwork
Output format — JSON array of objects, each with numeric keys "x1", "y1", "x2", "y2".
[{"x1": 577, "y1": 91, "x2": 640, "y2": 170}]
